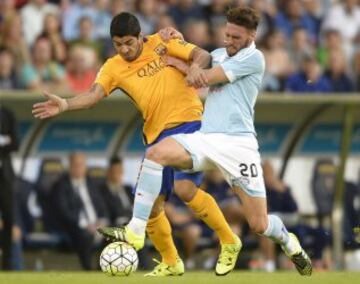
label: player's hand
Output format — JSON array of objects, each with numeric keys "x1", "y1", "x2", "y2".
[
  {"x1": 158, "y1": 27, "x2": 184, "y2": 42},
  {"x1": 32, "y1": 91, "x2": 68, "y2": 119},
  {"x1": 162, "y1": 54, "x2": 178, "y2": 67},
  {"x1": 186, "y1": 64, "x2": 208, "y2": 88},
  {"x1": 162, "y1": 55, "x2": 190, "y2": 75}
]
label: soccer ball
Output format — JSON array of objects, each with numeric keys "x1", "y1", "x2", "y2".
[{"x1": 99, "y1": 241, "x2": 138, "y2": 276}]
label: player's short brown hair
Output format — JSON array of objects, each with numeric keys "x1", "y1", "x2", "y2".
[{"x1": 226, "y1": 7, "x2": 259, "y2": 31}]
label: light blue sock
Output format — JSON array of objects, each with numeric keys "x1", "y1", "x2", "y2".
[
  {"x1": 128, "y1": 159, "x2": 163, "y2": 235},
  {"x1": 262, "y1": 214, "x2": 290, "y2": 245}
]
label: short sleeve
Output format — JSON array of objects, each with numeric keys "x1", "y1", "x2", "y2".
[
  {"x1": 165, "y1": 38, "x2": 197, "y2": 61},
  {"x1": 220, "y1": 51, "x2": 264, "y2": 83},
  {"x1": 94, "y1": 61, "x2": 116, "y2": 96}
]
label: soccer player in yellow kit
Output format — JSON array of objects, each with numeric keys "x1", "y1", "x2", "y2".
[{"x1": 32, "y1": 12, "x2": 241, "y2": 276}]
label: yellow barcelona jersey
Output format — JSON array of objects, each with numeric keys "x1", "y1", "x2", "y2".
[{"x1": 95, "y1": 34, "x2": 203, "y2": 144}]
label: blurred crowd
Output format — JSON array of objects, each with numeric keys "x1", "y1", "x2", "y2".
[{"x1": 1, "y1": 0, "x2": 360, "y2": 94}]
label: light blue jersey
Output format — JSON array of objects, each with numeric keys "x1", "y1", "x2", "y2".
[{"x1": 200, "y1": 43, "x2": 265, "y2": 135}]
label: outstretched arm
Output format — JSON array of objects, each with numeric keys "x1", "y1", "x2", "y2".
[{"x1": 32, "y1": 83, "x2": 106, "y2": 119}]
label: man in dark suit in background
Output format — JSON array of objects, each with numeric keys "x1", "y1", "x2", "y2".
[
  {"x1": 0, "y1": 106, "x2": 19, "y2": 270},
  {"x1": 51, "y1": 152, "x2": 109, "y2": 270},
  {"x1": 99, "y1": 156, "x2": 133, "y2": 226}
]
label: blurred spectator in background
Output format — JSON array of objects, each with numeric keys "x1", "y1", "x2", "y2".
[
  {"x1": 324, "y1": 49, "x2": 354, "y2": 92},
  {"x1": 261, "y1": 30, "x2": 292, "y2": 91},
  {"x1": 167, "y1": 0, "x2": 204, "y2": 29},
  {"x1": 40, "y1": 13, "x2": 67, "y2": 63},
  {"x1": 135, "y1": 0, "x2": 158, "y2": 35},
  {"x1": 20, "y1": 0, "x2": 59, "y2": 46},
  {"x1": 202, "y1": 0, "x2": 228, "y2": 28},
  {"x1": 70, "y1": 16, "x2": 104, "y2": 60},
  {"x1": 317, "y1": 29, "x2": 346, "y2": 67},
  {"x1": 51, "y1": 152, "x2": 109, "y2": 270},
  {"x1": 343, "y1": 182, "x2": 360, "y2": 253},
  {"x1": 110, "y1": 0, "x2": 131, "y2": 17},
  {"x1": 165, "y1": 194, "x2": 202, "y2": 270},
  {"x1": 0, "y1": 48, "x2": 21, "y2": 90},
  {"x1": 99, "y1": 157, "x2": 133, "y2": 227},
  {"x1": 322, "y1": 0, "x2": 360, "y2": 61},
  {"x1": 65, "y1": 45, "x2": 98, "y2": 93},
  {"x1": 288, "y1": 27, "x2": 314, "y2": 72},
  {"x1": 301, "y1": 0, "x2": 323, "y2": 39},
  {"x1": 10, "y1": 225, "x2": 23, "y2": 270},
  {"x1": 62, "y1": 0, "x2": 97, "y2": 41},
  {"x1": 274, "y1": 0, "x2": 318, "y2": 44},
  {"x1": 211, "y1": 23, "x2": 226, "y2": 49},
  {"x1": 0, "y1": 0, "x2": 358, "y2": 95},
  {"x1": 0, "y1": 0, "x2": 17, "y2": 27},
  {"x1": 0, "y1": 14, "x2": 30, "y2": 67},
  {"x1": 285, "y1": 55, "x2": 332, "y2": 93},
  {"x1": 0, "y1": 106, "x2": 19, "y2": 270},
  {"x1": 182, "y1": 19, "x2": 214, "y2": 51},
  {"x1": 94, "y1": 0, "x2": 112, "y2": 39},
  {"x1": 34, "y1": 157, "x2": 65, "y2": 237},
  {"x1": 0, "y1": 221, "x2": 23, "y2": 270},
  {"x1": 354, "y1": 33, "x2": 360, "y2": 91},
  {"x1": 20, "y1": 36, "x2": 65, "y2": 90},
  {"x1": 154, "y1": 13, "x2": 177, "y2": 31},
  {"x1": 250, "y1": 0, "x2": 276, "y2": 43}
]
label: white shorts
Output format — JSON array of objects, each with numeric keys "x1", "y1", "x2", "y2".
[{"x1": 172, "y1": 132, "x2": 266, "y2": 198}]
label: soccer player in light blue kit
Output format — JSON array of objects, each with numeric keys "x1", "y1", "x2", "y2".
[{"x1": 100, "y1": 7, "x2": 312, "y2": 276}]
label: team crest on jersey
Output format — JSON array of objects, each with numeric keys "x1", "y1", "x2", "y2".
[{"x1": 154, "y1": 44, "x2": 167, "y2": 55}]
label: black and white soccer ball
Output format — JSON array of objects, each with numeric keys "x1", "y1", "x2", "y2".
[{"x1": 100, "y1": 241, "x2": 138, "y2": 276}]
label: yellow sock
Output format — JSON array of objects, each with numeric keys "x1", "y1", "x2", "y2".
[
  {"x1": 186, "y1": 189, "x2": 236, "y2": 244},
  {"x1": 146, "y1": 211, "x2": 178, "y2": 266}
]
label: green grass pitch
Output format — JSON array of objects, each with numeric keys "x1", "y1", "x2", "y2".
[{"x1": 0, "y1": 271, "x2": 358, "y2": 284}]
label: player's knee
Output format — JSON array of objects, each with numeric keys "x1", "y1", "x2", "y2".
[
  {"x1": 175, "y1": 181, "x2": 198, "y2": 202},
  {"x1": 145, "y1": 145, "x2": 167, "y2": 165},
  {"x1": 177, "y1": 190, "x2": 196, "y2": 203},
  {"x1": 248, "y1": 216, "x2": 268, "y2": 234}
]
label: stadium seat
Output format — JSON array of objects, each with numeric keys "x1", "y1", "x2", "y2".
[{"x1": 311, "y1": 158, "x2": 336, "y2": 227}]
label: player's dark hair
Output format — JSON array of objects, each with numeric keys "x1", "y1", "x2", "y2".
[
  {"x1": 227, "y1": 7, "x2": 259, "y2": 31},
  {"x1": 109, "y1": 156, "x2": 123, "y2": 166},
  {"x1": 110, "y1": 12, "x2": 141, "y2": 38}
]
